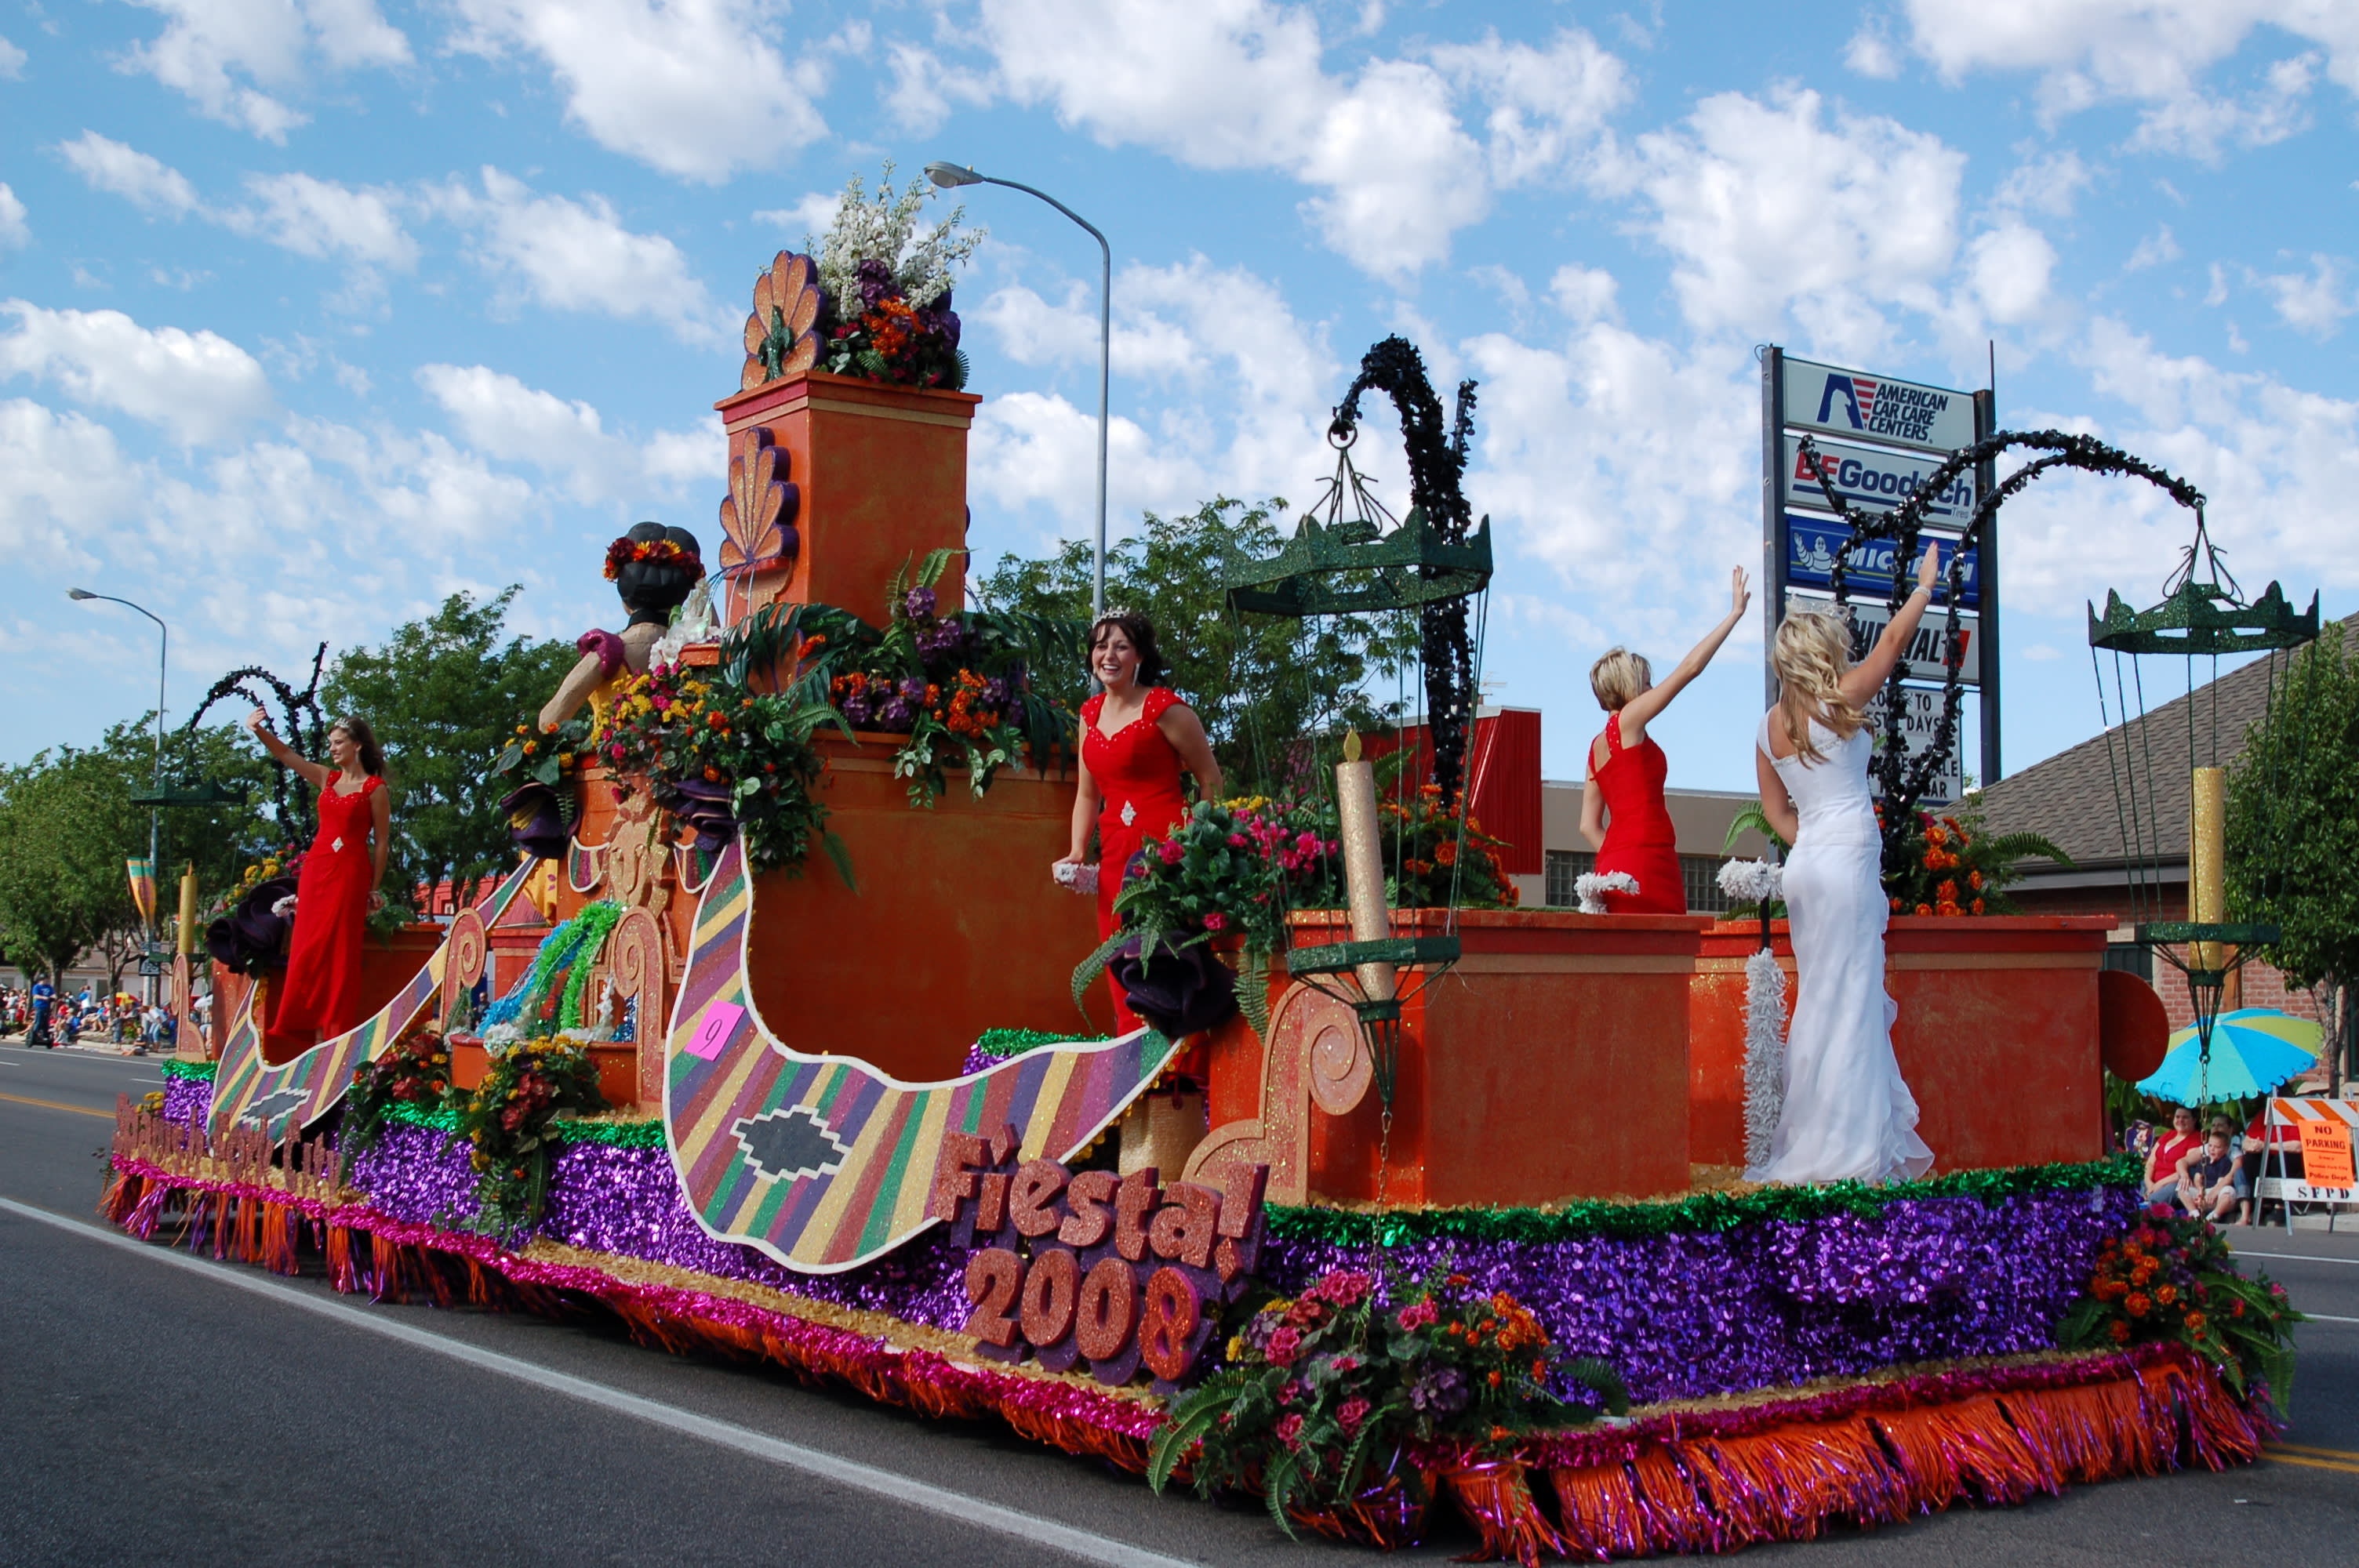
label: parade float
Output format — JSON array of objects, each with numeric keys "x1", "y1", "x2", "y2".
[{"x1": 109, "y1": 205, "x2": 2306, "y2": 1559}]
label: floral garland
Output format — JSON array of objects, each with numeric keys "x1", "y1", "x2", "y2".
[
  {"x1": 2056, "y1": 1205, "x2": 2303, "y2": 1406},
  {"x1": 603, "y1": 536, "x2": 704, "y2": 582},
  {"x1": 1151, "y1": 1266, "x2": 1625, "y2": 1535},
  {"x1": 158, "y1": 1058, "x2": 216, "y2": 1082},
  {"x1": 1881, "y1": 797, "x2": 2070, "y2": 917},
  {"x1": 821, "y1": 259, "x2": 967, "y2": 390},
  {"x1": 343, "y1": 1022, "x2": 452, "y2": 1159},
  {"x1": 447, "y1": 1035, "x2": 608, "y2": 1240},
  {"x1": 591, "y1": 658, "x2": 849, "y2": 879}
]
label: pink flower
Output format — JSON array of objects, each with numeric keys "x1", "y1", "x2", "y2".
[
  {"x1": 1158, "y1": 839, "x2": 1186, "y2": 865},
  {"x1": 1274, "y1": 1413, "x2": 1305, "y2": 1448},
  {"x1": 1310, "y1": 1269, "x2": 1373, "y2": 1308},
  {"x1": 1296, "y1": 832, "x2": 1318, "y2": 854},
  {"x1": 1203, "y1": 913, "x2": 1228, "y2": 931},
  {"x1": 1227, "y1": 832, "x2": 1247, "y2": 848},
  {"x1": 1395, "y1": 1299, "x2": 1438, "y2": 1331},
  {"x1": 1276, "y1": 1381, "x2": 1299, "y2": 1406},
  {"x1": 1338, "y1": 1398, "x2": 1371, "y2": 1433},
  {"x1": 1266, "y1": 1327, "x2": 1303, "y2": 1366}
]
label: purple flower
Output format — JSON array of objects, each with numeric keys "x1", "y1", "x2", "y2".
[
  {"x1": 1409, "y1": 1366, "x2": 1469, "y2": 1414},
  {"x1": 900, "y1": 676, "x2": 928, "y2": 703},
  {"x1": 856, "y1": 258, "x2": 898, "y2": 310},
  {"x1": 904, "y1": 586, "x2": 937, "y2": 622}
]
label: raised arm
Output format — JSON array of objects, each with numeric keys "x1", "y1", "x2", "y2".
[
  {"x1": 245, "y1": 709, "x2": 330, "y2": 792},
  {"x1": 1837, "y1": 543, "x2": 1939, "y2": 709},
  {"x1": 1158, "y1": 702, "x2": 1224, "y2": 804},
  {"x1": 1619, "y1": 567, "x2": 1754, "y2": 746}
]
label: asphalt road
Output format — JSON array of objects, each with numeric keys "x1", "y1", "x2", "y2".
[{"x1": 2, "y1": 1044, "x2": 2354, "y2": 1566}]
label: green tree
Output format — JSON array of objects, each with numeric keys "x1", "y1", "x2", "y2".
[
  {"x1": 2228, "y1": 622, "x2": 2359, "y2": 1083},
  {"x1": 321, "y1": 589, "x2": 576, "y2": 912},
  {"x1": 974, "y1": 498, "x2": 1417, "y2": 796},
  {"x1": 0, "y1": 739, "x2": 149, "y2": 989}
]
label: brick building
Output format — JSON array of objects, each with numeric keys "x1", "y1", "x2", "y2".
[{"x1": 1977, "y1": 613, "x2": 2355, "y2": 1083}]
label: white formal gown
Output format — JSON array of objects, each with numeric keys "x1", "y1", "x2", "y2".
[{"x1": 1747, "y1": 712, "x2": 1935, "y2": 1186}]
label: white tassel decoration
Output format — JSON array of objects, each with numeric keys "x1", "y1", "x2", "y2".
[
  {"x1": 1741, "y1": 946, "x2": 1789, "y2": 1171},
  {"x1": 1717, "y1": 858, "x2": 1782, "y2": 907},
  {"x1": 1573, "y1": 870, "x2": 1638, "y2": 913}
]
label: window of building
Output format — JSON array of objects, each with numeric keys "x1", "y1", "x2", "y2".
[
  {"x1": 1543, "y1": 850, "x2": 1594, "y2": 908},
  {"x1": 1546, "y1": 850, "x2": 1736, "y2": 914},
  {"x1": 2102, "y1": 939, "x2": 2154, "y2": 982}
]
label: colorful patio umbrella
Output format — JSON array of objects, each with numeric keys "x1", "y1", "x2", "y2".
[{"x1": 2136, "y1": 1007, "x2": 2320, "y2": 1105}]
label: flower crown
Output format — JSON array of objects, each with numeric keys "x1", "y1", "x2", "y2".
[{"x1": 603, "y1": 536, "x2": 704, "y2": 582}]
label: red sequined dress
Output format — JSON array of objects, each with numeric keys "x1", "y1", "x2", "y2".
[
  {"x1": 275, "y1": 772, "x2": 382, "y2": 1040},
  {"x1": 1081, "y1": 687, "x2": 1190, "y2": 1031},
  {"x1": 1591, "y1": 712, "x2": 1685, "y2": 915}
]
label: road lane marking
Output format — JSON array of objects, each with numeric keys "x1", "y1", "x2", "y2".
[
  {"x1": 2268, "y1": 1451, "x2": 2359, "y2": 1476},
  {"x1": 0, "y1": 1091, "x2": 114, "y2": 1120},
  {"x1": 2232, "y1": 1250, "x2": 2359, "y2": 1267},
  {"x1": 0, "y1": 1198, "x2": 1201, "y2": 1568},
  {"x1": 2277, "y1": 1443, "x2": 2359, "y2": 1462},
  {"x1": 2300, "y1": 1312, "x2": 2359, "y2": 1324}
]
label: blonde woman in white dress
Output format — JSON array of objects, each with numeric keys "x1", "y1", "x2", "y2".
[{"x1": 1749, "y1": 543, "x2": 1943, "y2": 1186}]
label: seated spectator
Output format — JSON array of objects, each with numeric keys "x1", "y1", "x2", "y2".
[
  {"x1": 2174, "y1": 1127, "x2": 2241, "y2": 1223},
  {"x1": 2144, "y1": 1105, "x2": 2201, "y2": 1204}
]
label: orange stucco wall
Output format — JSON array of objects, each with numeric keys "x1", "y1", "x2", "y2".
[{"x1": 1689, "y1": 916, "x2": 2114, "y2": 1171}]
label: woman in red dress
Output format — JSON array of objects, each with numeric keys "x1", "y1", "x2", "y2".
[
  {"x1": 245, "y1": 710, "x2": 392, "y2": 1043},
  {"x1": 1580, "y1": 568, "x2": 1751, "y2": 913},
  {"x1": 1052, "y1": 612, "x2": 1223, "y2": 1031}
]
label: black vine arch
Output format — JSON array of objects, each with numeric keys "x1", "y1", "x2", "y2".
[
  {"x1": 178, "y1": 643, "x2": 331, "y2": 845},
  {"x1": 1792, "y1": 429, "x2": 2206, "y2": 882}
]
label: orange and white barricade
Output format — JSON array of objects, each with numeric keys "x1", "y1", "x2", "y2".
[{"x1": 2260, "y1": 1097, "x2": 2359, "y2": 1232}]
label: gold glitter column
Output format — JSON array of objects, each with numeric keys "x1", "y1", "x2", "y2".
[
  {"x1": 1335, "y1": 730, "x2": 1397, "y2": 1002},
  {"x1": 2190, "y1": 765, "x2": 2226, "y2": 972},
  {"x1": 177, "y1": 864, "x2": 200, "y2": 953}
]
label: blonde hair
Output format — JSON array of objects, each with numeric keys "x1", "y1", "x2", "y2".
[
  {"x1": 1770, "y1": 612, "x2": 1866, "y2": 765},
  {"x1": 1589, "y1": 648, "x2": 1652, "y2": 710}
]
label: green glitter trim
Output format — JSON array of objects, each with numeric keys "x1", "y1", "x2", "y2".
[
  {"x1": 160, "y1": 1059, "x2": 218, "y2": 1082},
  {"x1": 380, "y1": 1098, "x2": 665, "y2": 1148},
  {"x1": 1264, "y1": 1156, "x2": 2142, "y2": 1247},
  {"x1": 972, "y1": 1026, "x2": 1106, "y2": 1061}
]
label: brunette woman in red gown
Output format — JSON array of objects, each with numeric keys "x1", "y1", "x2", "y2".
[
  {"x1": 1580, "y1": 568, "x2": 1751, "y2": 914},
  {"x1": 245, "y1": 710, "x2": 392, "y2": 1043},
  {"x1": 1052, "y1": 612, "x2": 1223, "y2": 1032}
]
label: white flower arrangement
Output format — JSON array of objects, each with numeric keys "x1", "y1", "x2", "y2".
[
  {"x1": 270, "y1": 894, "x2": 299, "y2": 918},
  {"x1": 479, "y1": 1022, "x2": 523, "y2": 1054},
  {"x1": 1572, "y1": 870, "x2": 1637, "y2": 914},
  {"x1": 1717, "y1": 858, "x2": 1783, "y2": 906},
  {"x1": 805, "y1": 160, "x2": 986, "y2": 318}
]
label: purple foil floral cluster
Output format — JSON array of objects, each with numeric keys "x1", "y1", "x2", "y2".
[{"x1": 162, "y1": 1073, "x2": 213, "y2": 1127}]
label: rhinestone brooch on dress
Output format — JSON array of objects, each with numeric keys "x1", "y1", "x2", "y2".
[
  {"x1": 1120, "y1": 801, "x2": 1136, "y2": 826},
  {"x1": 331, "y1": 837, "x2": 344, "y2": 852}
]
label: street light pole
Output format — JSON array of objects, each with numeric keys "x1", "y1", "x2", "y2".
[
  {"x1": 925, "y1": 162, "x2": 1111, "y2": 621},
  {"x1": 68, "y1": 588, "x2": 167, "y2": 1007}
]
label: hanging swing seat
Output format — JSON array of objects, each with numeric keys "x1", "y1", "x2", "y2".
[{"x1": 1223, "y1": 506, "x2": 1493, "y2": 615}]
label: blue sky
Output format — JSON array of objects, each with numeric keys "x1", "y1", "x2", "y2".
[{"x1": 3, "y1": 1, "x2": 2354, "y2": 791}]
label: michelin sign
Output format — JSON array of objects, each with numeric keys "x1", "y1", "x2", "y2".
[{"x1": 1783, "y1": 355, "x2": 1979, "y2": 452}]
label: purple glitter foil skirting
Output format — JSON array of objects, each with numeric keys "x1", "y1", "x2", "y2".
[{"x1": 342, "y1": 1121, "x2": 2135, "y2": 1402}]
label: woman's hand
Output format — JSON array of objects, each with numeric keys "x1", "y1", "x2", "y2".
[
  {"x1": 368, "y1": 891, "x2": 387, "y2": 915},
  {"x1": 1728, "y1": 565, "x2": 1754, "y2": 622},
  {"x1": 245, "y1": 707, "x2": 268, "y2": 736},
  {"x1": 1914, "y1": 541, "x2": 1939, "y2": 595}
]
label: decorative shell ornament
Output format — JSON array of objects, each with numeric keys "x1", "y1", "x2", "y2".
[
  {"x1": 718, "y1": 426, "x2": 800, "y2": 581},
  {"x1": 741, "y1": 249, "x2": 823, "y2": 391}
]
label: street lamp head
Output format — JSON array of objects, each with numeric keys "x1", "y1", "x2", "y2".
[
  {"x1": 925, "y1": 162, "x2": 983, "y2": 189},
  {"x1": 67, "y1": 587, "x2": 97, "y2": 601}
]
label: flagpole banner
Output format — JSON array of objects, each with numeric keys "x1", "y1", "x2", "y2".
[{"x1": 126, "y1": 858, "x2": 157, "y2": 927}]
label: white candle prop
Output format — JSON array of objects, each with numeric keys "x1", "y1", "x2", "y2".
[{"x1": 1334, "y1": 730, "x2": 1397, "y2": 1003}]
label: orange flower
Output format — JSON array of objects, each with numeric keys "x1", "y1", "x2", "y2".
[
  {"x1": 1915, "y1": 903, "x2": 1932, "y2": 916},
  {"x1": 2125, "y1": 1292, "x2": 2151, "y2": 1317},
  {"x1": 2186, "y1": 1311, "x2": 2207, "y2": 1332},
  {"x1": 2107, "y1": 1319, "x2": 2132, "y2": 1342},
  {"x1": 1435, "y1": 841, "x2": 1459, "y2": 866},
  {"x1": 1925, "y1": 825, "x2": 1948, "y2": 846},
  {"x1": 2154, "y1": 1283, "x2": 2178, "y2": 1305},
  {"x1": 1971, "y1": 898, "x2": 1985, "y2": 915},
  {"x1": 1968, "y1": 869, "x2": 1983, "y2": 891},
  {"x1": 1937, "y1": 879, "x2": 1958, "y2": 902}
]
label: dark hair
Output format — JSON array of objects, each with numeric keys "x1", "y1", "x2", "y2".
[
  {"x1": 329, "y1": 716, "x2": 386, "y2": 777},
  {"x1": 1090, "y1": 612, "x2": 1166, "y2": 685},
  {"x1": 616, "y1": 521, "x2": 703, "y2": 626}
]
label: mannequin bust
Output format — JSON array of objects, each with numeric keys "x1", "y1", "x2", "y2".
[{"x1": 540, "y1": 523, "x2": 706, "y2": 731}]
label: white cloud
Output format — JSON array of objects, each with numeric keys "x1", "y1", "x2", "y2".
[
  {"x1": 969, "y1": 255, "x2": 1352, "y2": 536},
  {"x1": 1845, "y1": 21, "x2": 1903, "y2": 80},
  {"x1": 433, "y1": 168, "x2": 731, "y2": 345},
  {"x1": 0, "y1": 186, "x2": 25, "y2": 252},
  {"x1": 1430, "y1": 29, "x2": 1634, "y2": 188},
  {"x1": 0, "y1": 301, "x2": 272, "y2": 445},
  {"x1": 450, "y1": 0, "x2": 830, "y2": 183},
  {"x1": 1548, "y1": 265, "x2": 1619, "y2": 325},
  {"x1": 416, "y1": 362, "x2": 722, "y2": 503},
  {"x1": 0, "y1": 400, "x2": 128, "y2": 568},
  {"x1": 2124, "y1": 226, "x2": 2181, "y2": 270},
  {"x1": 2257, "y1": 253, "x2": 2354, "y2": 336},
  {"x1": 0, "y1": 33, "x2": 25, "y2": 78},
  {"x1": 1602, "y1": 86, "x2": 1965, "y2": 354},
  {"x1": 56, "y1": 132, "x2": 202, "y2": 218},
  {"x1": 1892, "y1": 2, "x2": 2359, "y2": 158},
  {"x1": 1994, "y1": 317, "x2": 2359, "y2": 612},
  {"x1": 1966, "y1": 221, "x2": 2059, "y2": 323},
  {"x1": 881, "y1": 40, "x2": 994, "y2": 136},
  {"x1": 120, "y1": 0, "x2": 411, "y2": 140},
  {"x1": 975, "y1": 0, "x2": 1623, "y2": 279},
  {"x1": 229, "y1": 172, "x2": 417, "y2": 269},
  {"x1": 751, "y1": 192, "x2": 842, "y2": 249},
  {"x1": 1993, "y1": 149, "x2": 2096, "y2": 217}
]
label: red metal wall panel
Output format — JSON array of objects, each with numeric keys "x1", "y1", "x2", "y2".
[{"x1": 1359, "y1": 709, "x2": 1544, "y2": 875}]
